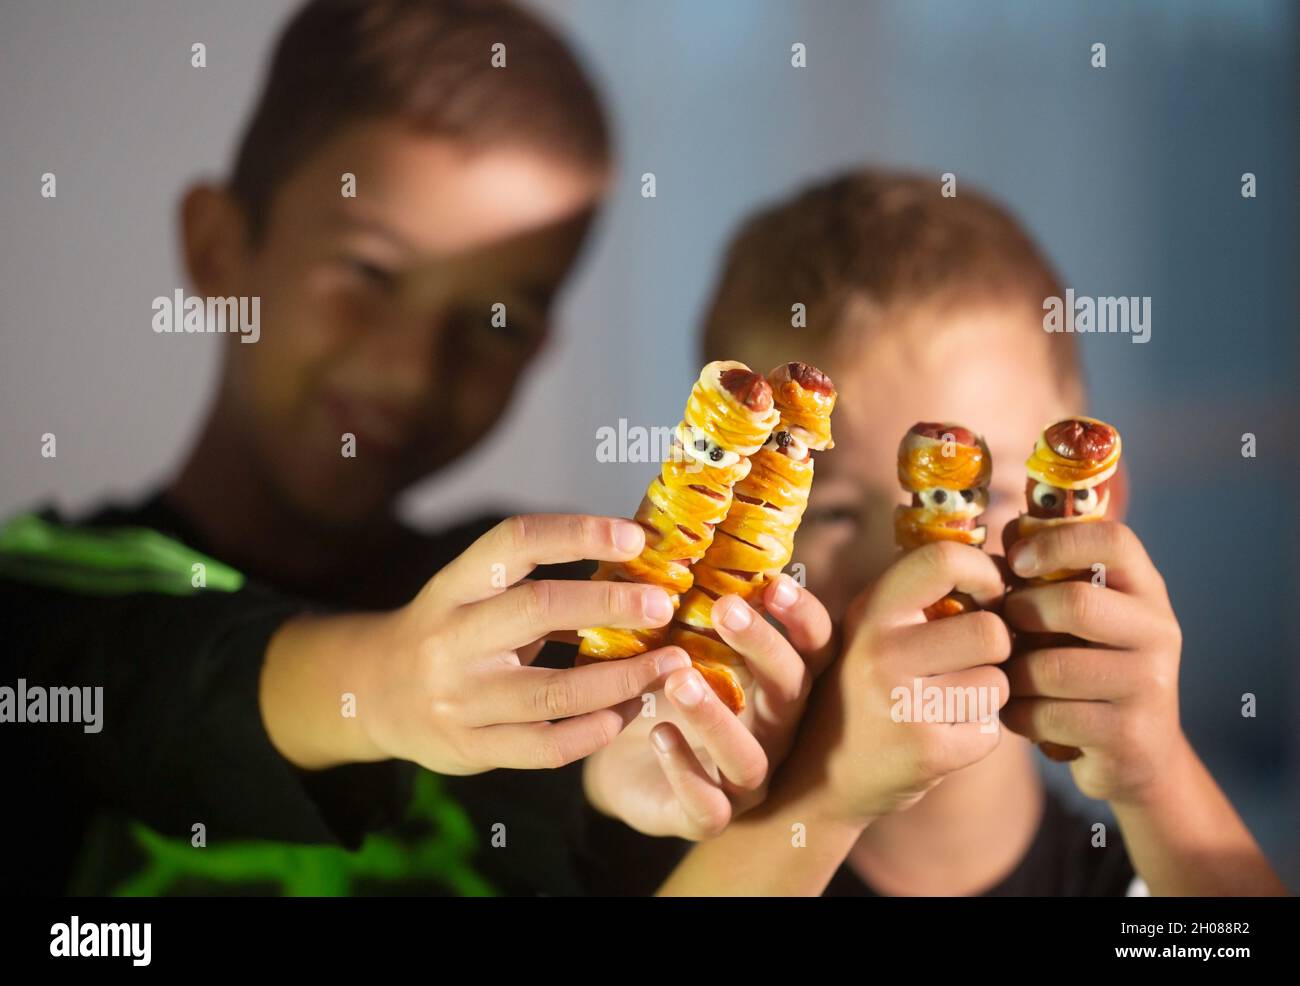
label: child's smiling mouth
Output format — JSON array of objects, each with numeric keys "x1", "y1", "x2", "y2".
[{"x1": 320, "y1": 392, "x2": 417, "y2": 457}]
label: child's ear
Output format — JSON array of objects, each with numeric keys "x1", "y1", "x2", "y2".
[
  {"x1": 1108, "y1": 460, "x2": 1130, "y2": 522},
  {"x1": 179, "y1": 184, "x2": 250, "y2": 297}
]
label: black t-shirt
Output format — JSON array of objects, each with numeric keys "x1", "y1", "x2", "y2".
[
  {"x1": 0, "y1": 492, "x2": 598, "y2": 895},
  {"x1": 824, "y1": 787, "x2": 1137, "y2": 896},
  {"x1": 577, "y1": 786, "x2": 1136, "y2": 897}
]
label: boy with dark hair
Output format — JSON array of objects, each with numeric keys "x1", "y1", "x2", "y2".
[{"x1": 1, "y1": 0, "x2": 826, "y2": 895}]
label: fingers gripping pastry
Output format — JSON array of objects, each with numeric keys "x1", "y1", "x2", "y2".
[
  {"x1": 578, "y1": 361, "x2": 780, "y2": 660},
  {"x1": 894, "y1": 422, "x2": 992, "y2": 620},
  {"x1": 670, "y1": 362, "x2": 837, "y2": 713},
  {"x1": 1019, "y1": 415, "x2": 1122, "y2": 761}
]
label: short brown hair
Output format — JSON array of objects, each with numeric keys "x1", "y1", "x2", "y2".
[
  {"x1": 703, "y1": 170, "x2": 1080, "y2": 395},
  {"x1": 230, "y1": 0, "x2": 610, "y2": 240}
]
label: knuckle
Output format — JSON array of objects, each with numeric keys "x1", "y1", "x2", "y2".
[
  {"x1": 1041, "y1": 698, "x2": 1067, "y2": 735},
  {"x1": 521, "y1": 579, "x2": 552, "y2": 625},
  {"x1": 1062, "y1": 581, "x2": 1097, "y2": 628},
  {"x1": 730, "y1": 747, "x2": 769, "y2": 791},
  {"x1": 689, "y1": 804, "x2": 731, "y2": 841},
  {"x1": 986, "y1": 665, "x2": 1011, "y2": 700},
  {"x1": 604, "y1": 579, "x2": 629, "y2": 619},
  {"x1": 534, "y1": 734, "x2": 569, "y2": 770},
  {"x1": 1108, "y1": 521, "x2": 1139, "y2": 557},
  {"x1": 504, "y1": 513, "x2": 535, "y2": 555},
  {"x1": 701, "y1": 806, "x2": 733, "y2": 839},
  {"x1": 618, "y1": 659, "x2": 646, "y2": 698},
  {"x1": 1160, "y1": 617, "x2": 1183, "y2": 653},
  {"x1": 1144, "y1": 660, "x2": 1176, "y2": 699},
  {"x1": 913, "y1": 740, "x2": 946, "y2": 779},
  {"x1": 429, "y1": 694, "x2": 461, "y2": 725},
  {"x1": 921, "y1": 539, "x2": 965, "y2": 576},
  {"x1": 437, "y1": 727, "x2": 472, "y2": 771},
  {"x1": 913, "y1": 728, "x2": 951, "y2": 777},
  {"x1": 1053, "y1": 519, "x2": 1086, "y2": 558},
  {"x1": 578, "y1": 514, "x2": 605, "y2": 551},
  {"x1": 971, "y1": 611, "x2": 1010, "y2": 661},
  {"x1": 537, "y1": 674, "x2": 578, "y2": 719},
  {"x1": 976, "y1": 722, "x2": 1003, "y2": 757},
  {"x1": 697, "y1": 704, "x2": 732, "y2": 743},
  {"x1": 1110, "y1": 711, "x2": 1142, "y2": 754},
  {"x1": 1043, "y1": 649, "x2": 1068, "y2": 691}
]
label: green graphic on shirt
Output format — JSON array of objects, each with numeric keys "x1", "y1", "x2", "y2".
[
  {"x1": 113, "y1": 771, "x2": 494, "y2": 897},
  {"x1": 0, "y1": 512, "x2": 243, "y2": 595},
  {"x1": 1, "y1": 511, "x2": 495, "y2": 896}
]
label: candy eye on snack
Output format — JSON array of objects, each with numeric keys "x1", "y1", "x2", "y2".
[
  {"x1": 894, "y1": 422, "x2": 993, "y2": 621},
  {"x1": 578, "y1": 360, "x2": 780, "y2": 661},
  {"x1": 1017, "y1": 414, "x2": 1123, "y2": 761},
  {"x1": 669, "y1": 362, "x2": 837, "y2": 713}
]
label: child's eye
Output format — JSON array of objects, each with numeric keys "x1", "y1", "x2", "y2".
[
  {"x1": 452, "y1": 306, "x2": 538, "y2": 351},
  {"x1": 1072, "y1": 487, "x2": 1100, "y2": 513},
  {"x1": 1031, "y1": 481, "x2": 1065, "y2": 510},
  {"x1": 344, "y1": 257, "x2": 397, "y2": 290},
  {"x1": 805, "y1": 504, "x2": 859, "y2": 526}
]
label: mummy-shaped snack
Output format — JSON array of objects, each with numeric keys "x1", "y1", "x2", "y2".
[
  {"x1": 670, "y1": 362, "x2": 837, "y2": 713},
  {"x1": 1021, "y1": 416, "x2": 1121, "y2": 576},
  {"x1": 894, "y1": 422, "x2": 992, "y2": 620},
  {"x1": 1019, "y1": 415, "x2": 1122, "y2": 760},
  {"x1": 578, "y1": 361, "x2": 780, "y2": 660}
]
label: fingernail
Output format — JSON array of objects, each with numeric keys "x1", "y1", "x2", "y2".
[
  {"x1": 651, "y1": 726, "x2": 674, "y2": 754},
  {"x1": 644, "y1": 589, "x2": 673, "y2": 623},
  {"x1": 1011, "y1": 543, "x2": 1037, "y2": 576},
  {"x1": 614, "y1": 521, "x2": 643, "y2": 554},
  {"x1": 670, "y1": 670, "x2": 706, "y2": 707},
  {"x1": 770, "y1": 576, "x2": 798, "y2": 609},
  {"x1": 720, "y1": 598, "x2": 753, "y2": 631},
  {"x1": 656, "y1": 648, "x2": 691, "y2": 675}
]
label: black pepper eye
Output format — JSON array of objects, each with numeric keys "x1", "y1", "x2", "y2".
[
  {"x1": 1041, "y1": 493, "x2": 1058, "y2": 508},
  {"x1": 1073, "y1": 489, "x2": 1089, "y2": 500},
  {"x1": 694, "y1": 438, "x2": 708, "y2": 451},
  {"x1": 932, "y1": 489, "x2": 948, "y2": 505},
  {"x1": 776, "y1": 431, "x2": 792, "y2": 448},
  {"x1": 709, "y1": 447, "x2": 724, "y2": 462},
  {"x1": 960, "y1": 489, "x2": 975, "y2": 502}
]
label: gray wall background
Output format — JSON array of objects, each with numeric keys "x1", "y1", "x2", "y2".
[{"x1": 2, "y1": 1, "x2": 1296, "y2": 883}]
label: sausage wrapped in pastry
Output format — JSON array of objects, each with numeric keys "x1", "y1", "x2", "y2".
[
  {"x1": 669, "y1": 362, "x2": 837, "y2": 713},
  {"x1": 578, "y1": 361, "x2": 780, "y2": 660},
  {"x1": 894, "y1": 422, "x2": 992, "y2": 620},
  {"x1": 1017, "y1": 415, "x2": 1122, "y2": 760}
]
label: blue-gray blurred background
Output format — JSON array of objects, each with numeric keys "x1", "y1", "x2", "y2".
[{"x1": 1, "y1": 1, "x2": 1295, "y2": 884}]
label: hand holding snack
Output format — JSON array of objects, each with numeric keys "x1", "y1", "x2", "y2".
[
  {"x1": 583, "y1": 361, "x2": 836, "y2": 837},
  {"x1": 1002, "y1": 509, "x2": 1187, "y2": 805},
  {"x1": 785, "y1": 540, "x2": 1011, "y2": 826},
  {"x1": 262, "y1": 514, "x2": 692, "y2": 775},
  {"x1": 583, "y1": 574, "x2": 833, "y2": 839},
  {"x1": 1005, "y1": 416, "x2": 1125, "y2": 761}
]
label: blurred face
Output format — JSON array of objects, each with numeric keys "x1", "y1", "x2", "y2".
[
  {"x1": 214, "y1": 121, "x2": 605, "y2": 525},
  {"x1": 783, "y1": 305, "x2": 1074, "y2": 619}
]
